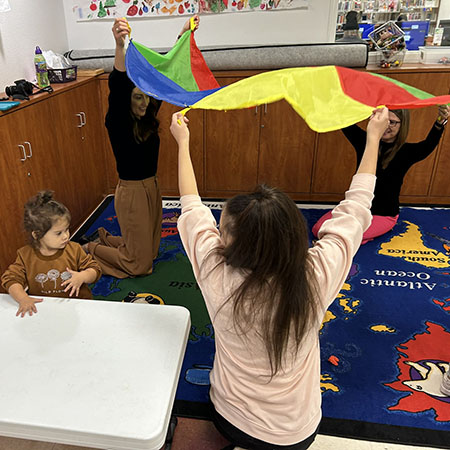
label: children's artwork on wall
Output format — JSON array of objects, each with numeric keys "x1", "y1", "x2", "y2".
[
  {"x1": 73, "y1": 0, "x2": 198, "y2": 20},
  {"x1": 199, "y1": 0, "x2": 309, "y2": 14},
  {"x1": 72, "y1": 0, "x2": 309, "y2": 21}
]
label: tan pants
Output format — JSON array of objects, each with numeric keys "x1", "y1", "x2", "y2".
[{"x1": 89, "y1": 176, "x2": 162, "y2": 278}]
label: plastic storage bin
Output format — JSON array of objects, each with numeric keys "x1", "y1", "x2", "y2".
[
  {"x1": 369, "y1": 21, "x2": 405, "y2": 51},
  {"x1": 376, "y1": 48, "x2": 406, "y2": 68},
  {"x1": 419, "y1": 46, "x2": 450, "y2": 64},
  {"x1": 369, "y1": 21, "x2": 406, "y2": 68},
  {"x1": 47, "y1": 66, "x2": 77, "y2": 83}
]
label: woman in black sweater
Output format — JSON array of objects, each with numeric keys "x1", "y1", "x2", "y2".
[
  {"x1": 85, "y1": 16, "x2": 198, "y2": 278},
  {"x1": 312, "y1": 105, "x2": 449, "y2": 244}
]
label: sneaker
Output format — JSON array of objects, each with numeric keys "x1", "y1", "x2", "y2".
[{"x1": 441, "y1": 368, "x2": 450, "y2": 396}]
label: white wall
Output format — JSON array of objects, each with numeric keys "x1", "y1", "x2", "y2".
[
  {"x1": 62, "y1": 0, "x2": 337, "y2": 50},
  {"x1": 438, "y1": 0, "x2": 450, "y2": 24},
  {"x1": 0, "y1": 0, "x2": 68, "y2": 92}
]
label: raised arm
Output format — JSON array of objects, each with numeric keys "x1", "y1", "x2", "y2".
[
  {"x1": 170, "y1": 112, "x2": 199, "y2": 197},
  {"x1": 112, "y1": 17, "x2": 130, "y2": 72},
  {"x1": 356, "y1": 107, "x2": 389, "y2": 175}
]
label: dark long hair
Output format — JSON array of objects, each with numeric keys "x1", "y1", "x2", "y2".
[
  {"x1": 214, "y1": 184, "x2": 319, "y2": 377},
  {"x1": 131, "y1": 95, "x2": 160, "y2": 143},
  {"x1": 24, "y1": 191, "x2": 70, "y2": 248},
  {"x1": 380, "y1": 109, "x2": 410, "y2": 169}
]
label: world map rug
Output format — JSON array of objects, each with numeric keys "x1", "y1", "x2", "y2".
[{"x1": 73, "y1": 195, "x2": 450, "y2": 448}]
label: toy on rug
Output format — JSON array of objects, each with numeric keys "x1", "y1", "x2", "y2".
[{"x1": 123, "y1": 291, "x2": 165, "y2": 305}]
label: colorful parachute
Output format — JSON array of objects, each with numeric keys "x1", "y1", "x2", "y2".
[{"x1": 125, "y1": 29, "x2": 450, "y2": 133}]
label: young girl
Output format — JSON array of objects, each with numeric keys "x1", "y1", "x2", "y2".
[
  {"x1": 84, "y1": 15, "x2": 199, "y2": 278},
  {"x1": 170, "y1": 108, "x2": 389, "y2": 450},
  {"x1": 312, "y1": 104, "x2": 450, "y2": 244},
  {"x1": 1, "y1": 191, "x2": 101, "y2": 318}
]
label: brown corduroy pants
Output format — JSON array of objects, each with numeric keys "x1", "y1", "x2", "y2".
[{"x1": 89, "y1": 176, "x2": 162, "y2": 278}]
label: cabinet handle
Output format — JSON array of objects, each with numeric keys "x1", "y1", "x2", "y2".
[
  {"x1": 24, "y1": 141, "x2": 32, "y2": 158},
  {"x1": 80, "y1": 111, "x2": 86, "y2": 126},
  {"x1": 255, "y1": 105, "x2": 258, "y2": 114},
  {"x1": 264, "y1": 104, "x2": 267, "y2": 114},
  {"x1": 18, "y1": 145, "x2": 26, "y2": 162},
  {"x1": 76, "y1": 113, "x2": 83, "y2": 127}
]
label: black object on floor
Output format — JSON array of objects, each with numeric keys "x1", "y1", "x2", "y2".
[
  {"x1": 71, "y1": 195, "x2": 113, "y2": 243},
  {"x1": 76, "y1": 229, "x2": 100, "y2": 245},
  {"x1": 164, "y1": 416, "x2": 178, "y2": 450}
]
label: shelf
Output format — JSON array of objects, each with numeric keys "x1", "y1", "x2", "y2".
[{"x1": 336, "y1": 0, "x2": 440, "y2": 33}]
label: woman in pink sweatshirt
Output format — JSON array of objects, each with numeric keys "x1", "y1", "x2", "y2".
[{"x1": 170, "y1": 108, "x2": 389, "y2": 450}]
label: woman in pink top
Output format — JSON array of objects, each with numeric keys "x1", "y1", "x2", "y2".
[{"x1": 170, "y1": 108, "x2": 389, "y2": 450}]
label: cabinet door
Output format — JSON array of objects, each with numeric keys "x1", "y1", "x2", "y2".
[
  {"x1": 258, "y1": 100, "x2": 316, "y2": 194},
  {"x1": 99, "y1": 77, "x2": 119, "y2": 192},
  {"x1": 8, "y1": 100, "x2": 60, "y2": 197},
  {"x1": 77, "y1": 81, "x2": 110, "y2": 216},
  {"x1": 50, "y1": 81, "x2": 108, "y2": 225},
  {"x1": 1, "y1": 101, "x2": 69, "y2": 275},
  {"x1": 4, "y1": 100, "x2": 71, "y2": 241},
  {"x1": 0, "y1": 117, "x2": 30, "y2": 275},
  {"x1": 204, "y1": 77, "x2": 260, "y2": 194},
  {"x1": 429, "y1": 127, "x2": 450, "y2": 197},
  {"x1": 312, "y1": 129, "x2": 356, "y2": 195},
  {"x1": 157, "y1": 102, "x2": 204, "y2": 196},
  {"x1": 387, "y1": 72, "x2": 449, "y2": 197},
  {"x1": 0, "y1": 112, "x2": 34, "y2": 209},
  {"x1": 45, "y1": 93, "x2": 87, "y2": 224}
]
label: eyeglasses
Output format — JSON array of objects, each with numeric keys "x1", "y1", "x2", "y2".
[{"x1": 389, "y1": 119, "x2": 401, "y2": 127}]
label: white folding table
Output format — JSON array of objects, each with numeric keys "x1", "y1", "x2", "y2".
[{"x1": 0, "y1": 294, "x2": 190, "y2": 450}]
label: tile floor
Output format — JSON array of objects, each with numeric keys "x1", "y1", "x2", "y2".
[{"x1": 0, "y1": 417, "x2": 447, "y2": 450}]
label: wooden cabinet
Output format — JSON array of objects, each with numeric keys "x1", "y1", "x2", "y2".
[
  {"x1": 48, "y1": 82, "x2": 108, "y2": 220},
  {"x1": 157, "y1": 102, "x2": 205, "y2": 195},
  {"x1": 99, "y1": 67, "x2": 450, "y2": 205},
  {"x1": 202, "y1": 77, "x2": 316, "y2": 198},
  {"x1": 258, "y1": 100, "x2": 316, "y2": 195},
  {"x1": 0, "y1": 77, "x2": 109, "y2": 276},
  {"x1": 2, "y1": 67, "x2": 448, "y2": 276},
  {"x1": 312, "y1": 68, "x2": 450, "y2": 203},
  {"x1": 386, "y1": 72, "x2": 449, "y2": 200},
  {"x1": 1, "y1": 99, "x2": 66, "y2": 271},
  {"x1": 205, "y1": 105, "x2": 260, "y2": 194},
  {"x1": 312, "y1": 128, "x2": 357, "y2": 203},
  {"x1": 0, "y1": 117, "x2": 29, "y2": 273},
  {"x1": 430, "y1": 136, "x2": 450, "y2": 199},
  {"x1": 99, "y1": 77, "x2": 119, "y2": 193}
]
